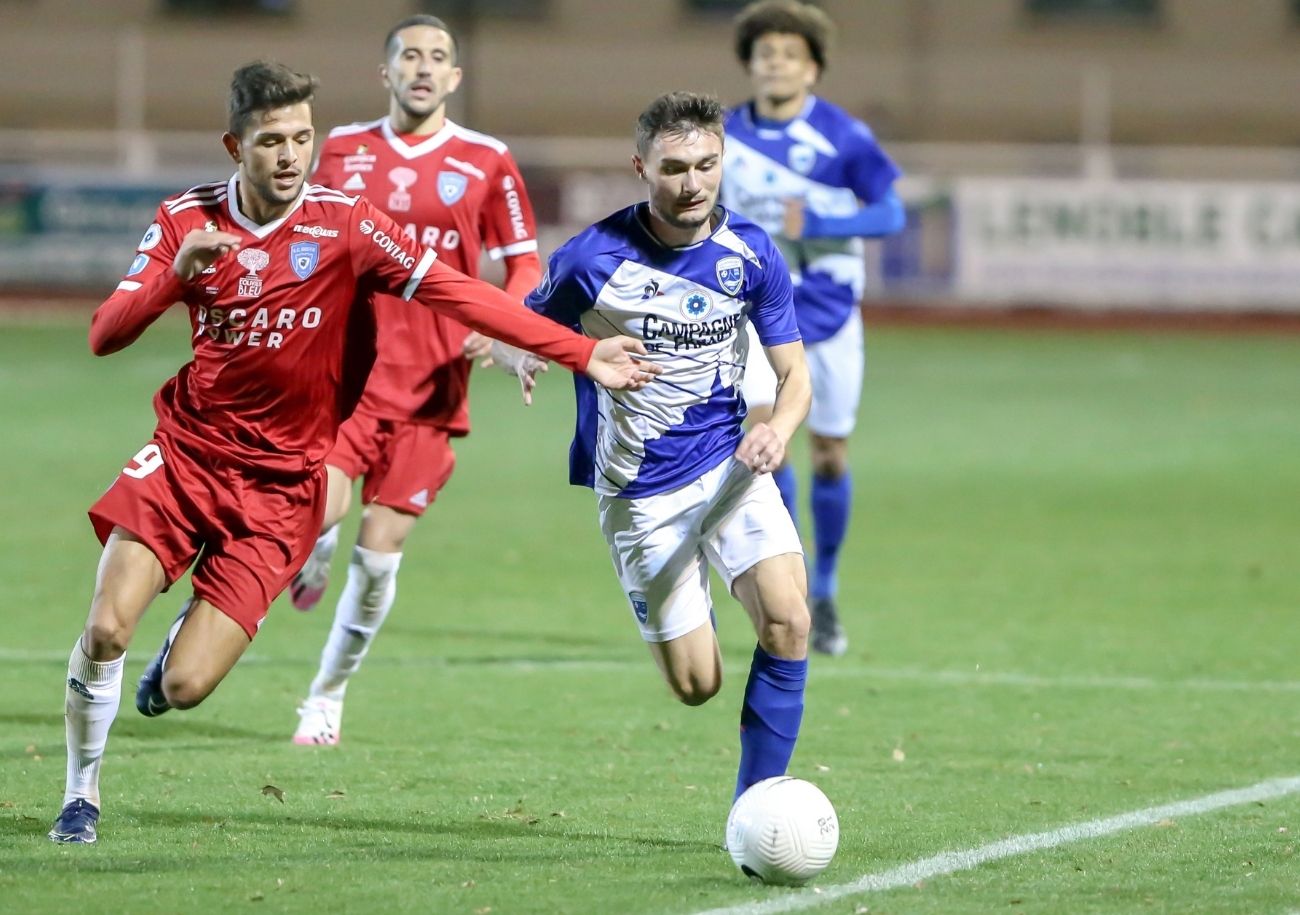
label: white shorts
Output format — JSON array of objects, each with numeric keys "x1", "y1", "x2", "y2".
[
  {"x1": 598, "y1": 457, "x2": 804, "y2": 643},
  {"x1": 741, "y1": 309, "x2": 864, "y2": 438}
]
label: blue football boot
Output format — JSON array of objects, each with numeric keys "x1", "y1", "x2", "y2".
[
  {"x1": 135, "y1": 602, "x2": 190, "y2": 717},
  {"x1": 48, "y1": 799, "x2": 100, "y2": 844}
]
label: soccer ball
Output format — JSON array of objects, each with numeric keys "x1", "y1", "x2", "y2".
[{"x1": 725, "y1": 776, "x2": 839, "y2": 886}]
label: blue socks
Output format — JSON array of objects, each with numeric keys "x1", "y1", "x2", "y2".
[
  {"x1": 772, "y1": 463, "x2": 799, "y2": 531},
  {"x1": 810, "y1": 472, "x2": 851, "y2": 601},
  {"x1": 735, "y1": 644, "x2": 808, "y2": 800}
]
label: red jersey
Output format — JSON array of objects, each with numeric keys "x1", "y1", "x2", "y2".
[
  {"x1": 90, "y1": 174, "x2": 592, "y2": 478},
  {"x1": 313, "y1": 117, "x2": 540, "y2": 432}
]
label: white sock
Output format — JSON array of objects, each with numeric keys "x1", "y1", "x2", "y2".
[
  {"x1": 308, "y1": 546, "x2": 402, "y2": 701},
  {"x1": 63, "y1": 639, "x2": 124, "y2": 808},
  {"x1": 301, "y1": 525, "x2": 341, "y2": 583}
]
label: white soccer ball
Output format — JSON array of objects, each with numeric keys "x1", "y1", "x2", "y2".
[{"x1": 725, "y1": 776, "x2": 839, "y2": 886}]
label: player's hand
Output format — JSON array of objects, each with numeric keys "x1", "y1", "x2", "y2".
[
  {"x1": 484, "y1": 339, "x2": 549, "y2": 405},
  {"x1": 462, "y1": 331, "x2": 495, "y2": 364},
  {"x1": 735, "y1": 422, "x2": 787, "y2": 475},
  {"x1": 585, "y1": 336, "x2": 662, "y2": 391},
  {"x1": 782, "y1": 198, "x2": 806, "y2": 240},
  {"x1": 174, "y1": 228, "x2": 242, "y2": 282}
]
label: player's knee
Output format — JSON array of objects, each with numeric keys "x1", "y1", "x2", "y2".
[
  {"x1": 810, "y1": 443, "x2": 848, "y2": 478},
  {"x1": 160, "y1": 667, "x2": 214, "y2": 710},
  {"x1": 669, "y1": 670, "x2": 723, "y2": 707},
  {"x1": 83, "y1": 609, "x2": 132, "y2": 658},
  {"x1": 758, "y1": 600, "x2": 811, "y2": 656}
]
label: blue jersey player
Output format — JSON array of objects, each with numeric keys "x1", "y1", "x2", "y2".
[
  {"x1": 722, "y1": 1, "x2": 906, "y2": 656},
  {"x1": 526, "y1": 92, "x2": 814, "y2": 803}
]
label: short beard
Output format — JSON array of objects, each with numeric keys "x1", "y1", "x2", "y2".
[
  {"x1": 253, "y1": 176, "x2": 299, "y2": 207},
  {"x1": 397, "y1": 94, "x2": 442, "y2": 122},
  {"x1": 660, "y1": 210, "x2": 710, "y2": 230}
]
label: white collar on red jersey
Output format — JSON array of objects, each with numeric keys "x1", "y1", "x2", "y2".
[
  {"x1": 224, "y1": 173, "x2": 308, "y2": 239},
  {"x1": 380, "y1": 117, "x2": 457, "y2": 160}
]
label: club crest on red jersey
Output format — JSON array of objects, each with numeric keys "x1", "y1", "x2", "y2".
[
  {"x1": 388, "y1": 166, "x2": 418, "y2": 212},
  {"x1": 290, "y1": 241, "x2": 319, "y2": 280},
  {"x1": 236, "y1": 248, "x2": 270, "y2": 297},
  {"x1": 437, "y1": 171, "x2": 468, "y2": 206}
]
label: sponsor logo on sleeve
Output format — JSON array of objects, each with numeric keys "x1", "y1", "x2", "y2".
[
  {"x1": 290, "y1": 241, "x2": 320, "y2": 280},
  {"x1": 359, "y1": 218, "x2": 375, "y2": 236},
  {"x1": 437, "y1": 171, "x2": 468, "y2": 206},
  {"x1": 502, "y1": 175, "x2": 528, "y2": 239},
  {"x1": 715, "y1": 256, "x2": 744, "y2": 296},
  {"x1": 369, "y1": 228, "x2": 416, "y2": 270},
  {"x1": 126, "y1": 253, "x2": 150, "y2": 276},
  {"x1": 137, "y1": 223, "x2": 162, "y2": 251}
]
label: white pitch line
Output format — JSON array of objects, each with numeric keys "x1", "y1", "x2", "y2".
[
  {"x1": 830, "y1": 665, "x2": 1300, "y2": 693},
  {"x1": 4, "y1": 647, "x2": 1300, "y2": 693},
  {"x1": 692, "y1": 775, "x2": 1300, "y2": 915}
]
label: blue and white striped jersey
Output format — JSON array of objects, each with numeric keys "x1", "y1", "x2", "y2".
[
  {"x1": 527, "y1": 202, "x2": 799, "y2": 499},
  {"x1": 723, "y1": 96, "x2": 901, "y2": 344}
]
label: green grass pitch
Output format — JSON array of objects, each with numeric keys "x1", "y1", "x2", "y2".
[{"x1": 1, "y1": 313, "x2": 1298, "y2": 913}]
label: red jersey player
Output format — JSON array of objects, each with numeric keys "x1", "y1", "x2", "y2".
[
  {"x1": 286, "y1": 15, "x2": 544, "y2": 746},
  {"x1": 48, "y1": 61, "x2": 657, "y2": 845}
]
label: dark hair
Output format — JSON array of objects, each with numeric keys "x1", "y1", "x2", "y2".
[
  {"x1": 734, "y1": 0, "x2": 833, "y2": 72},
  {"x1": 384, "y1": 14, "x2": 458, "y2": 64},
  {"x1": 228, "y1": 61, "x2": 317, "y2": 137},
  {"x1": 635, "y1": 91, "x2": 725, "y2": 156}
]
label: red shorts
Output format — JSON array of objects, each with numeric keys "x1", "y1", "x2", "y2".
[
  {"x1": 325, "y1": 410, "x2": 456, "y2": 517},
  {"x1": 88, "y1": 434, "x2": 326, "y2": 639}
]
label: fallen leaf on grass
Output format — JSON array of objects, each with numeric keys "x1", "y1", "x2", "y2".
[
  {"x1": 260, "y1": 785, "x2": 285, "y2": 803},
  {"x1": 325, "y1": 790, "x2": 346, "y2": 799},
  {"x1": 461, "y1": 880, "x2": 476, "y2": 889}
]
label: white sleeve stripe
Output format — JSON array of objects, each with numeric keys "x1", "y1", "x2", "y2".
[
  {"x1": 168, "y1": 195, "x2": 227, "y2": 214},
  {"x1": 402, "y1": 248, "x2": 437, "y2": 300},
  {"x1": 116, "y1": 280, "x2": 142, "y2": 291},
  {"x1": 486, "y1": 239, "x2": 539, "y2": 261}
]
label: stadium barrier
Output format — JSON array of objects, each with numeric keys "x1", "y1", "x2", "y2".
[{"x1": 2, "y1": 131, "x2": 1299, "y2": 313}]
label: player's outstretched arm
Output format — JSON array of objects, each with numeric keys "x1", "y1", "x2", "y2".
[
  {"x1": 89, "y1": 227, "x2": 242, "y2": 356},
  {"x1": 735, "y1": 341, "x2": 810, "y2": 474},
  {"x1": 478, "y1": 338, "x2": 550, "y2": 405},
  {"x1": 586, "y1": 337, "x2": 662, "y2": 392}
]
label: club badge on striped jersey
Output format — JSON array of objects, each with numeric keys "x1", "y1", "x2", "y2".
[
  {"x1": 788, "y1": 143, "x2": 817, "y2": 175},
  {"x1": 715, "y1": 256, "x2": 744, "y2": 296},
  {"x1": 290, "y1": 241, "x2": 319, "y2": 280}
]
